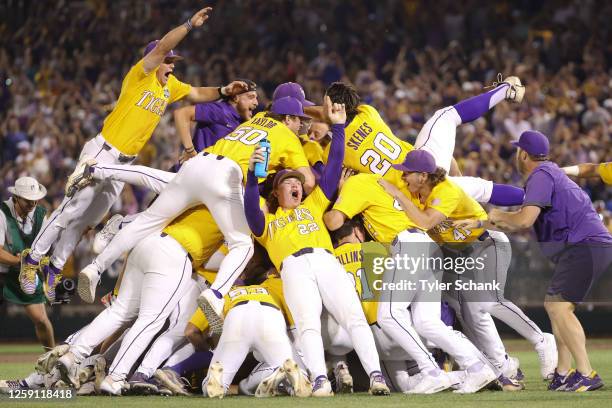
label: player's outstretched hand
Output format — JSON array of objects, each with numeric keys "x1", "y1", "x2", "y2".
[
  {"x1": 452, "y1": 219, "x2": 482, "y2": 229},
  {"x1": 190, "y1": 7, "x2": 213, "y2": 28},
  {"x1": 223, "y1": 81, "x2": 249, "y2": 96},
  {"x1": 377, "y1": 178, "x2": 401, "y2": 197},
  {"x1": 323, "y1": 95, "x2": 346, "y2": 124},
  {"x1": 338, "y1": 167, "x2": 355, "y2": 190},
  {"x1": 248, "y1": 147, "x2": 266, "y2": 171}
]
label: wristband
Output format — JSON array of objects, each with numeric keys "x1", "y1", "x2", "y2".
[
  {"x1": 563, "y1": 165, "x2": 579, "y2": 176},
  {"x1": 184, "y1": 19, "x2": 193, "y2": 32},
  {"x1": 185, "y1": 146, "x2": 195, "y2": 153}
]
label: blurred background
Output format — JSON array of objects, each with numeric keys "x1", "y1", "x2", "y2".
[{"x1": 0, "y1": 0, "x2": 610, "y2": 340}]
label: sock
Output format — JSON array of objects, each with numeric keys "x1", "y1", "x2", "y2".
[
  {"x1": 489, "y1": 183, "x2": 525, "y2": 206},
  {"x1": 169, "y1": 351, "x2": 213, "y2": 377},
  {"x1": 453, "y1": 84, "x2": 509, "y2": 123},
  {"x1": 49, "y1": 263, "x2": 62, "y2": 275},
  {"x1": 26, "y1": 254, "x2": 40, "y2": 265}
]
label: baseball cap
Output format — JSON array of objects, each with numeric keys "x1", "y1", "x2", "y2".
[
  {"x1": 392, "y1": 149, "x2": 437, "y2": 173},
  {"x1": 273, "y1": 169, "x2": 306, "y2": 189},
  {"x1": 273, "y1": 82, "x2": 314, "y2": 106},
  {"x1": 8, "y1": 176, "x2": 47, "y2": 201},
  {"x1": 271, "y1": 96, "x2": 308, "y2": 118},
  {"x1": 511, "y1": 130, "x2": 549, "y2": 158},
  {"x1": 143, "y1": 40, "x2": 183, "y2": 61}
]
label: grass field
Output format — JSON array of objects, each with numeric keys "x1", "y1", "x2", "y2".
[{"x1": 1, "y1": 340, "x2": 612, "y2": 408}]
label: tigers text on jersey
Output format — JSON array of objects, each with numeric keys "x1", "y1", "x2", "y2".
[
  {"x1": 324, "y1": 104, "x2": 413, "y2": 181},
  {"x1": 410, "y1": 178, "x2": 488, "y2": 243},
  {"x1": 102, "y1": 59, "x2": 191, "y2": 156},
  {"x1": 205, "y1": 115, "x2": 309, "y2": 181},
  {"x1": 334, "y1": 173, "x2": 421, "y2": 242},
  {"x1": 256, "y1": 188, "x2": 334, "y2": 270},
  {"x1": 162, "y1": 205, "x2": 224, "y2": 268}
]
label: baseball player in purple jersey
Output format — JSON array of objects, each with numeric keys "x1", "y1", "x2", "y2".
[{"x1": 456, "y1": 130, "x2": 612, "y2": 392}]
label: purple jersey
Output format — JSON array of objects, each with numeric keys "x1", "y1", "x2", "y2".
[
  {"x1": 193, "y1": 101, "x2": 241, "y2": 151},
  {"x1": 523, "y1": 161, "x2": 612, "y2": 255}
]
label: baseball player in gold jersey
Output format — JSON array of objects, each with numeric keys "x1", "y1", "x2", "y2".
[
  {"x1": 19, "y1": 7, "x2": 249, "y2": 295},
  {"x1": 56, "y1": 204, "x2": 224, "y2": 395},
  {"x1": 324, "y1": 157, "x2": 497, "y2": 393},
  {"x1": 73, "y1": 96, "x2": 314, "y2": 336},
  {"x1": 244, "y1": 97, "x2": 389, "y2": 397}
]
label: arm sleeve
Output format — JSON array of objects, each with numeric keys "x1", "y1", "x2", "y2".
[
  {"x1": 319, "y1": 124, "x2": 345, "y2": 200},
  {"x1": 244, "y1": 170, "x2": 266, "y2": 237},
  {"x1": 194, "y1": 103, "x2": 227, "y2": 125},
  {"x1": 523, "y1": 170, "x2": 553, "y2": 208},
  {"x1": 168, "y1": 76, "x2": 192, "y2": 104}
]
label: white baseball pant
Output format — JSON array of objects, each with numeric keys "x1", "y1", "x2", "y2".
[
  {"x1": 202, "y1": 300, "x2": 293, "y2": 393},
  {"x1": 92, "y1": 152, "x2": 254, "y2": 295},
  {"x1": 91, "y1": 163, "x2": 175, "y2": 194},
  {"x1": 30, "y1": 135, "x2": 129, "y2": 267},
  {"x1": 378, "y1": 230, "x2": 488, "y2": 371},
  {"x1": 280, "y1": 249, "x2": 382, "y2": 380}
]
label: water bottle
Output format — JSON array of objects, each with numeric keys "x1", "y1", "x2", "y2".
[{"x1": 254, "y1": 138, "x2": 271, "y2": 178}]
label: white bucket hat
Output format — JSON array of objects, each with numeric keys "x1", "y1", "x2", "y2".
[{"x1": 8, "y1": 176, "x2": 47, "y2": 201}]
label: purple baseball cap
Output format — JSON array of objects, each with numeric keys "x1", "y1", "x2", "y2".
[
  {"x1": 392, "y1": 149, "x2": 437, "y2": 173},
  {"x1": 271, "y1": 96, "x2": 308, "y2": 118},
  {"x1": 143, "y1": 40, "x2": 183, "y2": 61},
  {"x1": 273, "y1": 82, "x2": 314, "y2": 106},
  {"x1": 511, "y1": 130, "x2": 549, "y2": 157}
]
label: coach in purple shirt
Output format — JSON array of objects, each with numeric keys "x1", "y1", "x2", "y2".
[
  {"x1": 481, "y1": 130, "x2": 612, "y2": 392},
  {"x1": 174, "y1": 78, "x2": 259, "y2": 158}
]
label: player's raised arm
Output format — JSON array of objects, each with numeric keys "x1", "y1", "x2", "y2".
[
  {"x1": 318, "y1": 96, "x2": 346, "y2": 199},
  {"x1": 143, "y1": 7, "x2": 212, "y2": 74},
  {"x1": 244, "y1": 148, "x2": 267, "y2": 237},
  {"x1": 173, "y1": 105, "x2": 198, "y2": 158},
  {"x1": 187, "y1": 80, "x2": 250, "y2": 104}
]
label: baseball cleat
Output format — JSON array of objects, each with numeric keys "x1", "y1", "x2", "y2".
[
  {"x1": 100, "y1": 376, "x2": 124, "y2": 396},
  {"x1": 0, "y1": 379, "x2": 30, "y2": 392},
  {"x1": 41, "y1": 259, "x2": 62, "y2": 304},
  {"x1": 500, "y1": 355, "x2": 520, "y2": 379},
  {"x1": 535, "y1": 333, "x2": 558, "y2": 380},
  {"x1": 405, "y1": 370, "x2": 452, "y2": 394},
  {"x1": 65, "y1": 157, "x2": 97, "y2": 198},
  {"x1": 205, "y1": 362, "x2": 225, "y2": 399},
  {"x1": 255, "y1": 366, "x2": 287, "y2": 398},
  {"x1": 368, "y1": 371, "x2": 390, "y2": 396},
  {"x1": 565, "y1": 370, "x2": 604, "y2": 392},
  {"x1": 19, "y1": 250, "x2": 40, "y2": 295},
  {"x1": 56, "y1": 351, "x2": 80, "y2": 388},
  {"x1": 548, "y1": 369, "x2": 576, "y2": 391},
  {"x1": 153, "y1": 368, "x2": 190, "y2": 396},
  {"x1": 93, "y1": 355, "x2": 106, "y2": 394},
  {"x1": 77, "y1": 263, "x2": 101, "y2": 304},
  {"x1": 78, "y1": 365, "x2": 95, "y2": 386},
  {"x1": 333, "y1": 361, "x2": 353, "y2": 394},
  {"x1": 453, "y1": 364, "x2": 497, "y2": 394},
  {"x1": 311, "y1": 375, "x2": 333, "y2": 397},
  {"x1": 283, "y1": 359, "x2": 311, "y2": 397},
  {"x1": 93, "y1": 214, "x2": 124, "y2": 254},
  {"x1": 36, "y1": 344, "x2": 70, "y2": 374},
  {"x1": 197, "y1": 289, "x2": 225, "y2": 335},
  {"x1": 496, "y1": 375, "x2": 525, "y2": 391},
  {"x1": 77, "y1": 381, "x2": 97, "y2": 396},
  {"x1": 127, "y1": 372, "x2": 158, "y2": 395}
]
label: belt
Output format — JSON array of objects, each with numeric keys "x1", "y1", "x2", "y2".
[
  {"x1": 234, "y1": 300, "x2": 280, "y2": 311},
  {"x1": 202, "y1": 151, "x2": 225, "y2": 160},
  {"x1": 160, "y1": 232, "x2": 194, "y2": 262},
  {"x1": 280, "y1": 247, "x2": 333, "y2": 270},
  {"x1": 102, "y1": 143, "x2": 136, "y2": 163},
  {"x1": 478, "y1": 230, "x2": 490, "y2": 241}
]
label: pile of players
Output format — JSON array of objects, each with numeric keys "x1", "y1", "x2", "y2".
[{"x1": 6, "y1": 6, "x2": 609, "y2": 398}]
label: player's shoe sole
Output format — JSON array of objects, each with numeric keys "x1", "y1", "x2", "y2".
[
  {"x1": 65, "y1": 157, "x2": 97, "y2": 197},
  {"x1": 255, "y1": 367, "x2": 286, "y2": 398},
  {"x1": 153, "y1": 369, "x2": 190, "y2": 396},
  {"x1": 206, "y1": 362, "x2": 225, "y2": 398},
  {"x1": 197, "y1": 291, "x2": 224, "y2": 335},
  {"x1": 78, "y1": 265, "x2": 100, "y2": 304},
  {"x1": 93, "y1": 356, "x2": 106, "y2": 394},
  {"x1": 56, "y1": 353, "x2": 80, "y2": 389},
  {"x1": 36, "y1": 344, "x2": 69, "y2": 374},
  {"x1": 282, "y1": 359, "x2": 311, "y2": 397}
]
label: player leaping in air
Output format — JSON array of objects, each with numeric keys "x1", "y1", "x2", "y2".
[{"x1": 19, "y1": 6, "x2": 249, "y2": 301}]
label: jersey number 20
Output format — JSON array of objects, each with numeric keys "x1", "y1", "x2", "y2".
[{"x1": 360, "y1": 132, "x2": 401, "y2": 175}]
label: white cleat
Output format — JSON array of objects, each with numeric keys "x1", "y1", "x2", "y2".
[
  {"x1": 197, "y1": 289, "x2": 225, "y2": 335},
  {"x1": 453, "y1": 364, "x2": 497, "y2": 394},
  {"x1": 535, "y1": 333, "x2": 558, "y2": 380},
  {"x1": 93, "y1": 355, "x2": 106, "y2": 394},
  {"x1": 405, "y1": 370, "x2": 452, "y2": 394},
  {"x1": 500, "y1": 355, "x2": 520, "y2": 379},
  {"x1": 333, "y1": 361, "x2": 353, "y2": 394},
  {"x1": 495, "y1": 73, "x2": 525, "y2": 103},
  {"x1": 255, "y1": 366, "x2": 287, "y2": 398},
  {"x1": 283, "y1": 359, "x2": 312, "y2": 397},
  {"x1": 36, "y1": 344, "x2": 70, "y2": 374},
  {"x1": 311, "y1": 376, "x2": 333, "y2": 397},
  {"x1": 65, "y1": 157, "x2": 97, "y2": 198},
  {"x1": 99, "y1": 376, "x2": 124, "y2": 396},
  {"x1": 77, "y1": 264, "x2": 101, "y2": 304},
  {"x1": 153, "y1": 368, "x2": 190, "y2": 396},
  {"x1": 368, "y1": 371, "x2": 390, "y2": 396},
  {"x1": 77, "y1": 381, "x2": 97, "y2": 396},
  {"x1": 447, "y1": 370, "x2": 468, "y2": 389},
  {"x1": 56, "y1": 351, "x2": 80, "y2": 388},
  {"x1": 93, "y1": 214, "x2": 124, "y2": 254},
  {"x1": 205, "y1": 362, "x2": 225, "y2": 399}
]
